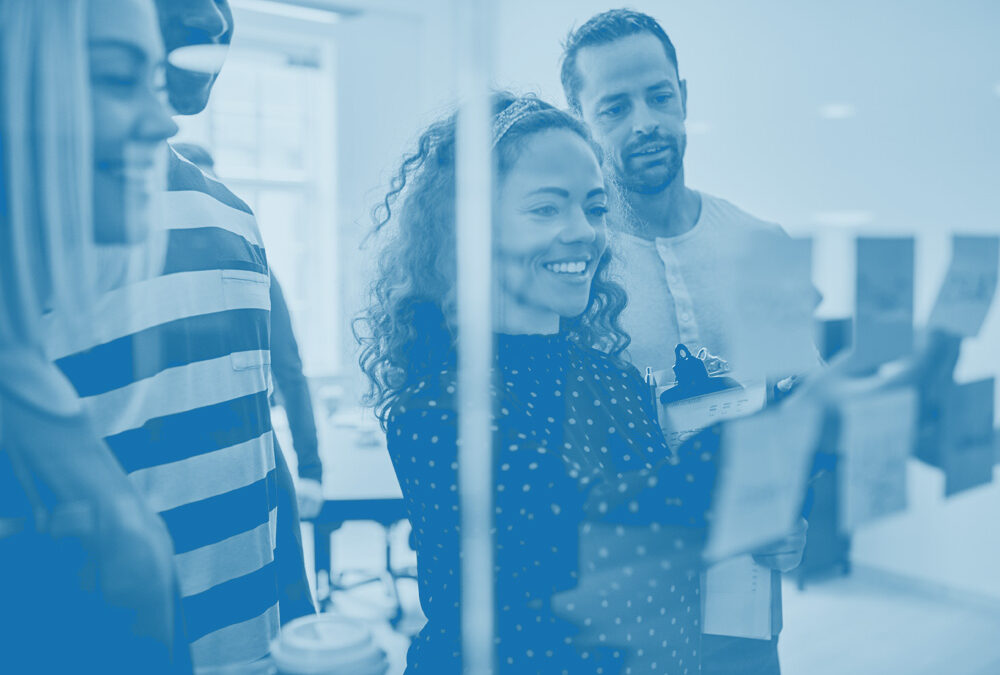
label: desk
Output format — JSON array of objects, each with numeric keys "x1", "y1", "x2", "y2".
[
  {"x1": 279, "y1": 408, "x2": 410, "y2": 621},
  {"x1": 311, "y1": 408, "x2": 405, "y2": 581},
  {"x1": 311, "y1": 498, "x2": 409, "y2": 622}
]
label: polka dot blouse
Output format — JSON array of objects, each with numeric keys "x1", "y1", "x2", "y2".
[{"x1": 386, "y1": 333, "x2": 718, "y2": 675}]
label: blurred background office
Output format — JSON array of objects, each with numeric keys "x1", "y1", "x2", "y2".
[
  {"x1": 170, "y1": 1, "x2": 999, "y2": 672},
  {"x1": 4, "y1": 0, "x2": 998, "y2": 673}
]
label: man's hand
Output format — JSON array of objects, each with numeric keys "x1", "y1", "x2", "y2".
[
  {"x1": 752, "y1": 517, "x2": 808, "y2": 573},
  {"x1": 296, "y1": 478, "x2": 324, "y2": 520}
]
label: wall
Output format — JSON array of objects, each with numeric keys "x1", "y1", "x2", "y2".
[{"x1": 329, "y1": 0, "x2": 458, "y2": 400}]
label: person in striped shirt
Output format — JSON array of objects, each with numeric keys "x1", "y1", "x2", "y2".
[
  {"x1": 45, "y1": 0, "x2": 311, "y2": 670},
  {"x1": 171, "y1": 141, "x2": 326, "y2": 521}
]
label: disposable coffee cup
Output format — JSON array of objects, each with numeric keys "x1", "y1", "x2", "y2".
[{"x1": 270, "y1": 615, "x2": 388, "y2": 675}]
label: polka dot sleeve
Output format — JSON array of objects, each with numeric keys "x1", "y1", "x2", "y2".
[{"x1": 580, "y1": 365, "x2": 719, "y2": 529}]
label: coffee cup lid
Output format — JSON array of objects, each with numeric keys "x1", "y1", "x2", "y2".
[{"x1": 271, "y1": 615, "x2": 388, "y2": 675}]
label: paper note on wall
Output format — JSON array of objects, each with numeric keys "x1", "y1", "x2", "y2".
[
  {"x1": 943, "y1": 378, "x2": 996, "y2": 496},
  {"x1": 929, "y1": 236, "x2": 1000, "y2": 338},
  {"x1": 727, "y1": 234, "x2": 818, "y2": 381},
  {"x1": 853, "y1": 237, "x2": 915, "y2": 370},
  {"x1": 702, "y1": 554, "x2": 772, "y2": 640},
  {"x1": 838, "y1": 387, "x2": 916, "y2": 533},
  {"x1": 705, "y1": 400, "x2": 821, "y2": 561},
  {"x1": 913, "y1": 333, "x2": 964, "y2": 468}
]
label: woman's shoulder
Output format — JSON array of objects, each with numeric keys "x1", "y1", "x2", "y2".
[
  {"x1": 387, "y1": 368, "x2": 460, "y2": 426},
  {"x1": 384, "y1": 370, "x2": 462, "y2": 476}
]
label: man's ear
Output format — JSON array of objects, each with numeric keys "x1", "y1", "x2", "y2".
[{"x1": 680, "y1": 78, "x2": 688, "y2": 119}]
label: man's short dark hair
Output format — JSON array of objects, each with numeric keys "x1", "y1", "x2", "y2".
[{"x1": 560, "y1": 8, "x2": 679, "y2": 114}]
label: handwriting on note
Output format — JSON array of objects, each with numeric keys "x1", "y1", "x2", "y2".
[
  {"x1": 853, "y1": 237, "x2": 915, "y2": 370},
  {"x1": 705, "y1": 400, "x2": 821, "y2": 561},
  {"x1": 929, "y1": 236, "x2": 999, "y2": 338},
  {"x1": 838, "y1": 387, "x2": 916, "y2": 533},
  {"x1": 943, "y1": 378, "x2": 995, "y2": 496}
]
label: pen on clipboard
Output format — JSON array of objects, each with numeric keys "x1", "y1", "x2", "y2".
[{"x1": 645, "y1": 366, "x2": 659, "y2": 425}]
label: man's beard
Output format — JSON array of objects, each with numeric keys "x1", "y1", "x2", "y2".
[{"x1": 612, "y1": 133, "x2": 685, "y2": 195}]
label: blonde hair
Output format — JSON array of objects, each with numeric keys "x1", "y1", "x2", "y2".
[{"x1": 0, "y1": 0, "x2": 95, "y2": 348}]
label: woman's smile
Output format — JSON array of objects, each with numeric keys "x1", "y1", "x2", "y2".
[{"x1": 541, "y1": 254, "x2": 594, "y2": 280}]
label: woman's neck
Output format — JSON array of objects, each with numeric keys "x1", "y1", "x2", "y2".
[{"x1": 494, "y1": 299, "x2": 560, "y2": 335}]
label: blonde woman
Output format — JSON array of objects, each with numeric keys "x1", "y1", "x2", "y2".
[{"x1": 0, "y1": 0, "x2": 184, "y2": 671}]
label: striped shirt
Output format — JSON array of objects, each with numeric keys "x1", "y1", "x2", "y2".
[{"x1": 45, "y1": 148, "x2": 281, "y2": 671}]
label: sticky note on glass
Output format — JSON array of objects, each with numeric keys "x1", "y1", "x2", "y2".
[
  {"x1": 853, "y1": 237, "x2": 915, "y2": 370},
  {"x1": 728, "y1": 234, "x2": 818, "y2": 380},
  {"x1": 838, "y1": 387, "x2": 916, "y2": 533},
  {"x1": 943, "y1": 378, "x2": 995, "y2": 496},
  {"x1": 912, "y1": 333, "x2": 964, "y2": 468},
  {"x1": 705, "y1": 400, "x2": 821, "y2": 561},
  {"x1": 929, "y1": 236, "x2": 999, "y2": 338}
]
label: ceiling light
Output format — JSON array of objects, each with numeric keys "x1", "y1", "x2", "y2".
[
  {"x1": 819, "y1": 103, "x2": 856, "y2": 120},
  {"x1": 233, "y1": 0, "x2": 342, "y2": 24}
]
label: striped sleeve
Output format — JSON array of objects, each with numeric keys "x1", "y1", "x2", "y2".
[{"x1": 50, "y1": 148, "x2": 282, "y2": 671}]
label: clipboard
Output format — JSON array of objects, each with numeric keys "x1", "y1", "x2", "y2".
[
  {"x1": 651, "y1": 344, "x2": 767, "y2": 450},
  {"x1": 658, "y1": 344, "x2": 742, "y2": 406},
  {"x1": 650, "y1": 345, "x2": 782, "y2": 641}
]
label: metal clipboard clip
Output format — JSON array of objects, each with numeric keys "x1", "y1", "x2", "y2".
[{"x1": 659, "y1": 343, "x2": 743, "y2": 406}]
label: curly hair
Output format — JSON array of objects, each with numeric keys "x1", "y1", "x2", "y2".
[{"x1": 355, "y1": 92, "x2": 631, "y2": 429}]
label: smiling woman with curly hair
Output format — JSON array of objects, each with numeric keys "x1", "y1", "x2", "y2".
[
  {"x1": 357, "y1": 92, "x2": 631, "y2": 432},
  {"x1": 355, "y1": 92, "x2": 716, "y2": 675}
]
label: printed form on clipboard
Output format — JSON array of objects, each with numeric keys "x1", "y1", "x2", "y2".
[
  {"x1": 651, "y1": 344, "x2": 767, "y2": 452},
  {"x1": 650, "y1": 344, "x2": 773, "y2": 640}
]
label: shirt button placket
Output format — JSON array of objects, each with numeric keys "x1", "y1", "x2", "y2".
[{"x1": 656, "y1": 240, "x2": 700, "y2": 346}]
